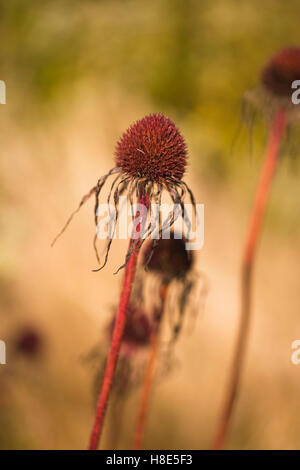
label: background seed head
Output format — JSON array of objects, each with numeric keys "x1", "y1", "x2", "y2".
[
  {"x1": 261, "y1": 47, "x2": 300, "y2": 97},
  {"x1": 143, "y1": 236, "x2": 193, "y2": 280},
  {"x1": 109, "y1": 304, "x2": 152, "y2": 348}
]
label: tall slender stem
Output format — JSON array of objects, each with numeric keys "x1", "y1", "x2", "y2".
[
  {"x1": 212, "y1": 109, "x2": 287, "y2": 450},
  {"x1": 88, "y1": 192, "x2": 149, "y2": 450},
  {"x1": 132, "y1": 284, "x2": 167, "y2": 450}
]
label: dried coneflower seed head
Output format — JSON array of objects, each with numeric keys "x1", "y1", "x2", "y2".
[
  {"x1": 115, "y1": 113, "x2": 187, "y2": 183},
  {"x1": 53, "y1": 114, "x2": 195, "y2": 274},
  {"x1": 261, "y1": 47, "x2": 300, "y2": 97},
  {"x1": 143, "y1": 234, "x2": 193, "y2": 280},
  {"x1": 109, "y1": 305, "x2": 152, "y2": 349}
]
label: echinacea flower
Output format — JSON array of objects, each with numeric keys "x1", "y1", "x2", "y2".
[
  {"x1": 108, "y1": 304, "x2": 152, "y2": 355},
  {"x1": 213, "y1": 47, "x2": 300, "y2": 450},
  {"x1": 245, "y1": 46, "x2": 300, "y2": 123},
  {"x1": 91, "y1": 304, "x2": 153, "y2": 400},
  {"x1": 262, "y1": 47, "x2": 300, "y2": 98},
  {"x1": 131, "y1": 233, "x2": 203, "y2": 450},
  {"x1": 53, "y1": 113, "x2": 196, "y2": 450},
  {"x1": 52, "y1": 113, "x2": 195, "y2": 272},
  {"x1": 134, "y1": 232, "x2": 207, "y2": 344}
]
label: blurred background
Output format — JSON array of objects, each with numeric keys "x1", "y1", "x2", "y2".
[{"x1": 0, "y1": 0, "x2": 300, "y2": 449}]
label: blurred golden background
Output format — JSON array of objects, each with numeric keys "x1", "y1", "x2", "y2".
[{"x1": 0, "y1": 0, "x2": 300, "y2": 449}]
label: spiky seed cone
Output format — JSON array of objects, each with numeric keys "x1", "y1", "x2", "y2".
[{"x1": 115, "y1": 113, "x2": 187, "y2": 183}]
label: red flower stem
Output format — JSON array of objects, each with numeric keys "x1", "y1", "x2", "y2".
[
  {"x1": 212, "y1": 109, "x2": 287, "y2": 450},
  {"x1": 133, "y1": 283, "x2": 168, "y2": 450},
  {"x1": 88, "y1": 191, "x2": 149, "y2": 450}
]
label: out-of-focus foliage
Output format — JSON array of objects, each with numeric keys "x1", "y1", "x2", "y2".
[{"x1": 1, "y1": 0, "x2": 300, "y2": 177}]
